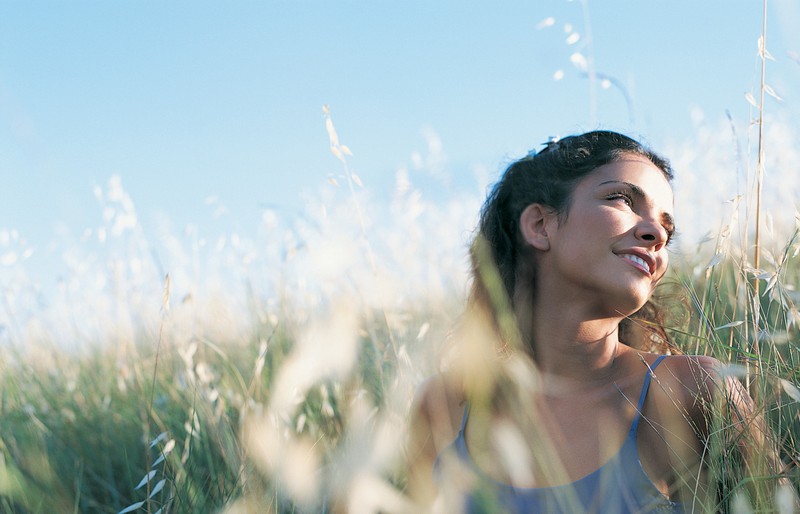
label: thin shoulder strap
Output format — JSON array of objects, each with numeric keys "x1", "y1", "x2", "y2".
[
  {"x1": 631, "y1": 355, "x2": 667, "y2": 432},
  {"x1": 459, "y1": 402, "x2": 470, "y2": 435}
]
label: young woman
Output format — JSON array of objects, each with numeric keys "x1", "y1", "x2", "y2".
[{"x1": 407, "y1": 131, "x2": 770, "y2": 513}]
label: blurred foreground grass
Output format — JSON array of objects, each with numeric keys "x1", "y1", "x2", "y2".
[
  {"x1": 2, "y1": 119, "x2": 800, "y2": 512},
  {"x1": 1, "y1": 210, "x2": 799, "y2": 513},
  {"x1": 0, "y1": 166, "x2": 473, "y2": 512},
  {"x1": 0, "y1": 277, "x2": 465, "y2": 513}
]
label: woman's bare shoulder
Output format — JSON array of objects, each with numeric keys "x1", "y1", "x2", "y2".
[
  {"x1": 648, "y1": 354, "x2": 723, "y2": 397},
  {"x1": 656, "y1": 353, "x2": 721, "y2": 378},
  {"x1": 412, "y1": 370, "x2": 466, "y2": 428},
  {"x1": 406, "y1": 370, "x2": 467, "y2": 502},
  {"x1": 647, "y1": 354, "x2": 734, "y2": 430}
]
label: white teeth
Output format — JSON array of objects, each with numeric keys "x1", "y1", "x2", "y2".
[{"x1": 622, "y1": 254, "x2": 649, "y2": 272}]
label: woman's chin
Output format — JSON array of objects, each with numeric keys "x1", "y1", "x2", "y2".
[{"x1": 607, "y1": 288, "x2": 651, "y2": 318}]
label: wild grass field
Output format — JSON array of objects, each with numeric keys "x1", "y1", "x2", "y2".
[
  {"x1": 1, "y1": 105, "x2": 799, "y2": 513},
  {"x1": 2, "y1": 8, "x2": 800, "y2": 511}
]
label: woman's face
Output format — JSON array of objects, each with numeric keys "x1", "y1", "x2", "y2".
[{"x1": 537, "y1": 154, "x2": 675, "y2": 316}]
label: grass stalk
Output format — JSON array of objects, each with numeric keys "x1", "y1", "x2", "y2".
[{"x1": 749, "y1": 0, "x2": 770, "y2": 400}]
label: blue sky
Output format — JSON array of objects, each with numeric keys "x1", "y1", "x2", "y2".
[{"x1": 1, "y1": 1, "x2": 799, "y2": 287}]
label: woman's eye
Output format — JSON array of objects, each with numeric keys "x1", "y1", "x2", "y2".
[
  {"x1": 665, "y1": 228, "x2": 676, "y2": 247},
  {"x1": 607, "y1": 192, "x2": 633, "y2": 206}
]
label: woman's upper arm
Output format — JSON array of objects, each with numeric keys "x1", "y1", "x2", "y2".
[
  {"x1": 406, "y1": 373, "x2": 463, "y2": 504},
  {"x1": 676, "y1": 355, "x2": 758, "y2": 443},
  {"x1": 675, "y1": 355, "x2": 721, "y2": 439}
]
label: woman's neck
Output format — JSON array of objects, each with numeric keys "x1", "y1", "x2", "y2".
[{"x1": 520, "y1": 294, "x2": 626, "y2": 384}]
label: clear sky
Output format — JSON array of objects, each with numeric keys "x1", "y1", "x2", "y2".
[{"x1": 1, "y1": 1, "x2": 799, "y2": 297}]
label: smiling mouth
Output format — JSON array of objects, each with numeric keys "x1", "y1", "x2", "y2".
[{"x1": 619, "y1": 254, "x2": 652, "y2": 275}]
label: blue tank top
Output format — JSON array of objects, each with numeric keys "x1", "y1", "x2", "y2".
[{"x1": 435, "y1": 355, "x2": 684, "y2": 513}]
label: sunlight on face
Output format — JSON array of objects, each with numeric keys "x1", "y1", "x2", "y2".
[{"x1": 541, "y1": 155, "x2": 675, "y2": 315}]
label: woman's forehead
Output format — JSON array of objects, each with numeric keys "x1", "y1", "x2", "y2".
[{"x1": 584, "y1": 157, "x2": 674, "y2": 202}]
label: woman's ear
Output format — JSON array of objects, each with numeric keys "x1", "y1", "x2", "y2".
[{"x1": 520, "y1": 204, "x2": 554, "y2": 251}]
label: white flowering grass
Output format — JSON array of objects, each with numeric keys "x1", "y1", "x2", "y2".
[{"x1": 0, "y1": 101, "x2": 798, "y2": 512}]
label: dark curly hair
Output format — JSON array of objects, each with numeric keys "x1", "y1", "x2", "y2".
[{"x1": 469, "y1": 130, "x2": 678, "y2": 355}]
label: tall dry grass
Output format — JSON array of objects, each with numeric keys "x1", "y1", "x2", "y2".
[
  {"x1": 0, "y1": 106, "x2": 478, "y2": 512},
  {"x1": 0, "y1": 102, "x2": 797, "y2": 512},
  {"x1": 1, "y1": 4, "x2": 800, "y2": 510}
]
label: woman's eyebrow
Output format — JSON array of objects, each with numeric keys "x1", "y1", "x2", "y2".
[
  {"x1": 598, "y1": 179, "x2": 645, "y2": 197},
  {"x1": 599, "y1": 180, "x2": 675, "y2": 230}
]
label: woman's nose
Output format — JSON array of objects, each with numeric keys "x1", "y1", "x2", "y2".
[{"x1": 635, "y1": 218, "x2": 669, "y2": 249}]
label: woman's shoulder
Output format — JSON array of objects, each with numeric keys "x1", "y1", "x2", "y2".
[
  {"x1": 407, "y1": 370, "x2": 468, "y2": 500},
  {"x1": 652, "y1": 352, "x2": 721, "y2": 372},
  {"x1": 412, "y1": 370, "x2": 466, "y2": 428},
  {"x1": 643, "y1": 353, "x2": 722, "y2": 396},
  {"x1": 643, "y1": 353, "x2": 729, "y2": 431},
  {"x1": 652, "y1": 353, "x2": 722, "y2": 385}
]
